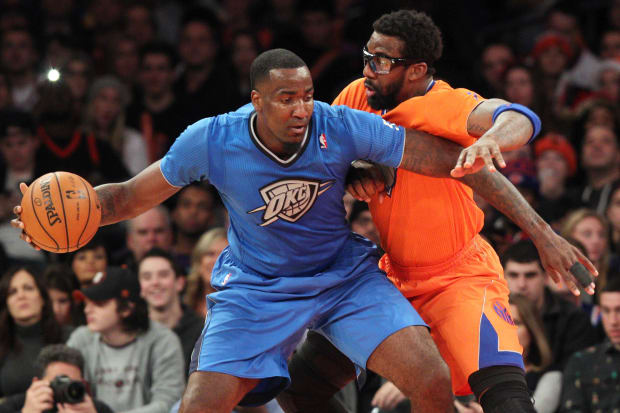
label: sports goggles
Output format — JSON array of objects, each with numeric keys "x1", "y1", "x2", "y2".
[{"x1": 362, "y1": 46, "x2": 420, "y2": 74}]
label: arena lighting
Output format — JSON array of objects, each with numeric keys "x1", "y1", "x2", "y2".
[{"x1": 47, "y1": 68, "x2": 60, "y2": 82}]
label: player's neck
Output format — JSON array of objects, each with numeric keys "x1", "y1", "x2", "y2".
[{"x1": 407, "y1": 76, "x2": 434, "y2": 100}]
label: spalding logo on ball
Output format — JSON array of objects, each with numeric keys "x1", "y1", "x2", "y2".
[{"x1": 20, "y1": 171, "x2": 101, "y2": 253}]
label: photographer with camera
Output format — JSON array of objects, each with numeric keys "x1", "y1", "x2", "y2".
[{"x1": 0, "y1": 344, "x2": 112, "y2": 413}]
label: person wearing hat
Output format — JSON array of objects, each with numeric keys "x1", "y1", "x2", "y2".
[
  {"x1": 534, "y1": 132, "x2": 580, "y2": 226},
  {"x1": 67, "y1": 266, "x2": 185, "y2": 413}
]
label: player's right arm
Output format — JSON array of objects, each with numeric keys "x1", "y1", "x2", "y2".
[{"x1": 95, "y1": 160, "x2": 181, "y2": 226}]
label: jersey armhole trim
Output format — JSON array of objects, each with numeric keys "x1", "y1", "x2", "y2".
[{"x1": 159, "y1": 162, "x2": 184, "y2": 188}]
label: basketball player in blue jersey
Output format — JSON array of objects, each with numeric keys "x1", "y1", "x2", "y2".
[{"x1": 11, "y1": 49, "x2": 591, "y2": 413}]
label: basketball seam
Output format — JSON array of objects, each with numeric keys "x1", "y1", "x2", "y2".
[
  {"x1": 29, "y1": 176, "x2": 60, "y2": 251},
  {"x1": 53, "y1": 172, "x2": 71, "y2": 253},
  {"x1": 76, "y1": 177, "x2": 92, "y2": 249}
]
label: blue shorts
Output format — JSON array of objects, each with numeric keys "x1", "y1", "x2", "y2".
[{"x1": 189, "y1": 246, "x2": 426, "y2": 406}]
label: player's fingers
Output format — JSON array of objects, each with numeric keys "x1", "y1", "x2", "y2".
[
  {"x1": 464, "y1": 149, "x2": 478, "y2": 168},
  {"x1": 574, "y1": 248, "x2": 599, "y2": 277},
  {"x1": 19, "y1": 182, "x2": 28, "y2": 195},
  {"x1": 361, "y1": 178, "x2": 378, "y2": 199},
  {"x1": 10, "y1": 218, "x2": 23, "y2": 229},
  {"x1": 450, "y1": 165, "x2": 464, "y2": 178},
  {"x1": 348, "y1": 181, "x2": 368, "y2": 202},
  {"x1": 454, "y1": 150, "x2": 467, "y2": 170},
  {"x1": 557, "y1": 269, "x2": 581, "y2": 296},
  {"x1": 492, "y1": 147, "x2": 506, "y2": 168},
  {"x1": 481, "y1": 151, "x2": 496, "y2": 172},
  {"x1": 13, "y1": 205, "x2": 22, "y2": 215}
]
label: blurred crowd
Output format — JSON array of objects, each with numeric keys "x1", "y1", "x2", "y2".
[{"x1": 0, "y1": 0, "x2": 619, "y2": 412}]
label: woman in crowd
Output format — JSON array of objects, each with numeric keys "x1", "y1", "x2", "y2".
[
  {"x1": 184, "y1": 227, "x2": 228, "y2": 317},
  {"x1": 0, "y1": 266, "x2": 64, "y2": 397},
  {"x1": 509, "y1": 293, "x2": 558, "y2": 413},
  {"x1": 67, "y1": 234, "x2": 109, "y2": 287},
  {"x1": 561, "y1": 208, "x2": 614, "y2": 291},
  {"x1": 82, "y1": 76, "x2": 148, "y2": 176},
  {"x1": 43, "y1": 263, "x2": 84, "y2": 327}
]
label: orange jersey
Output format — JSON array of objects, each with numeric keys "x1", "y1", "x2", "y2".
[{"x1": 333, "y1": 78, "x2": 485, "y2": 270}]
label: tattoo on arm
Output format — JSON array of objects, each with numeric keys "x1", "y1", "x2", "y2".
[
  {"x1": 467, "y1": 123, "x2": 489, "y2": 136},
  {"x1": 399, "y1": 128, "x2": 462, "y2": 178},
  {"x1": 96, "y1": 183, "x2": 129, "y2": 226},
  {"x1": 459, "y1": 169, "x2": 549, "y2": 240}
]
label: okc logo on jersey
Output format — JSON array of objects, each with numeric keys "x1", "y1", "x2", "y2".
[{"x1": 248, "y1": 178, "x2": 334, "y2": 226}]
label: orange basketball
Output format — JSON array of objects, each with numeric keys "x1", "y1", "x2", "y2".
[{"x1": 20, "y1": 172, "x2": 101, "y2": 253}]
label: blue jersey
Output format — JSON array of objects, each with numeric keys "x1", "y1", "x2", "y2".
[{"x1": 161, "y1": 101, "x2": 405, "y2": 277}]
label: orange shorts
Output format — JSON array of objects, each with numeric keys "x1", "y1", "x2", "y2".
[{"x1": 380, "y1": 235, "x2": 524, "y2": 395}]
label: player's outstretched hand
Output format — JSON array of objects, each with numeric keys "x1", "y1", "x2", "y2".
[
  {"x1": 10, "y1": 182, "x2": 40, "y2": 250},
  {"x1": 347, "y1": 162, "x2": 386, "y2": 202},
  {"x1": 451, "y1": 136, "x2": 506, "y2": 178},
  {"x1": 534, "y1": 232, "x2": 597, "y2": 296}
]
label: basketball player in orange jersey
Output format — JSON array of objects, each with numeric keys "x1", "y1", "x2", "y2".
[{"x1": 277, "y1": 10, "x2": 590, "y2": 413}]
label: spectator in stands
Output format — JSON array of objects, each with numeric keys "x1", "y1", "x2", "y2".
[
  {"x1": 112, "y1": 206, "x2": 173, "y2": 273},
  {"x1": 68, "y1": 267, "x2": 185, "y2": 413},
  {"x1": 43, "y1": 263, "x2": 84, "y2": 327},
  {"x1": 596, "y1": 60, "x2": 620, "y2": 103},
  {"x1": 576, "y1": 125, "x2": 619, "y2": 214},
  {"x1": 0, "y1": 344, "x2": 113, "y2": 413},
  {"x1": 607, "y1": 182, "x2": 620, "y2": 254},
  {"x1": 480, "y1": 43, "x2": 515, "y2": 98},
  {"x1": 534, "y1": 132, "x2": 579, "y2": 226},
  {"x1": 67, "y1": 234, "x2": 108, "y2": 287},
  {"x1": 175, "y1": 7, "x2": 238, "y2": 124},
  {"x1": 126, "y1": 42, "x2": 186, "y2": 163},
  {"x1": 62, "y1": 52, "x2": 94, "y2": 118},
  {"x1": 184, "y1": 227, "x2": 227, "y2": 318},
  {"x1": 137, "y1": 248, "x2": 203, "y2": 371},
  {"x1": 0, "y1": 28, "x2": 38, "y2": 111},
  {"x1": 108, "y1": 36, "x2": 140, "y2": 94},
  {"x1": 82, "y1": 76, "x2": 148, "y2": 176},
  {"x1": 0, "y1": 266, "x2": 65, "y2": 397},
  {"x1": 124, "y1": 2, "x2": 157, "y2": 48},
  {"x1": 599, "y1": 29, "x2": 620, "y2": 60},
  {"x1": 531, "y1": 32, "x2": 572, "y2": 100},
  {"x1": 509, "y1": 293, "x2": 560, "y2": 413},
  {"x1": 560, "y1": 273, "x2": 620, "y2": 412},
  {"x1": 502, "y1": 240, "x2": 598, "y2": 370},
  {"x1": 230, "y1": 30, "x2": 260, "y2": 107},
  {"x1": 171, "y1": 183, "x2": 217, "y2": 273},
  {"x1": 561, "y1": 208, "x2": 615, "y2": 292},
  {"x1": 0, "y1": 109, "x2": 46, "y2": 264},
  {"x1": 33, "y1": 79, "x2": 130, "y2": 186},
  {"x1": 503, "y1": 65, "x2": 544, "y2": 117}
]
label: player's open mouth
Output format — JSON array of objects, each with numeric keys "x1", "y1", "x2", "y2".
[
  {"x1": 290, "y1": 126, "x2": 306, "y2": 134},
  {"x1": 365, "y1": 85, "x2": 376, "y2": 97}
]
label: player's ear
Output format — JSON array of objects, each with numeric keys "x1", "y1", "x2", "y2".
[
  {"x1": 408, "y1": 62, "x2": 428, "y2": 81},
  {"x1": 251, "y1": 90, "x2": 262, "y2": 111}
]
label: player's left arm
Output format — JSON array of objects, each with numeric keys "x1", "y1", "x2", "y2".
[
  {"x1": 396, "y1": 129, "x2": 597, "y2": 296},
  {"x1": 451, "y1": 98, "x2": 541, "y2": 177}
]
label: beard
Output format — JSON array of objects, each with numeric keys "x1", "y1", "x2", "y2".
[{"x1": 365, "y1": 77, "x2": 404, "y2": 111}]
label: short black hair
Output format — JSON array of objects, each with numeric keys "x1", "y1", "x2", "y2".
[
  {"x1": 0, "y1": 109, "x2": 35, "y2": 139},
  {"x1": 140, "y1": 42, "x2": 178, "y2": 68},
  {"x1": 601, "y1": 270, "x2": 620, "y2": 294},
  {"x1": 34, "y1": 344, "x2": 85, "y2": 378},
  {"x1": 501, "y1": 240, "x2": 543, "y2": 270},
  {"x1": 372, "y1": 10, "x2": 443, "y2": 76},
  {"x1": 181, "y1": 6, "x2": 221, "y2": 42},
  {"x1": 139, "y1": 247, "x2": 181, "y2": 278},
  {"x1": 117, "y1": 294, "x2": 150, "y2": 333},
  {"x1": 250, "y1": 48, "x2": 306, "y2": 90}
]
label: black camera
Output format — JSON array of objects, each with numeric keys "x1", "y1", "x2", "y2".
[{"x1": 49, "y1": 375, "x2": 85, "y2": 404}]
